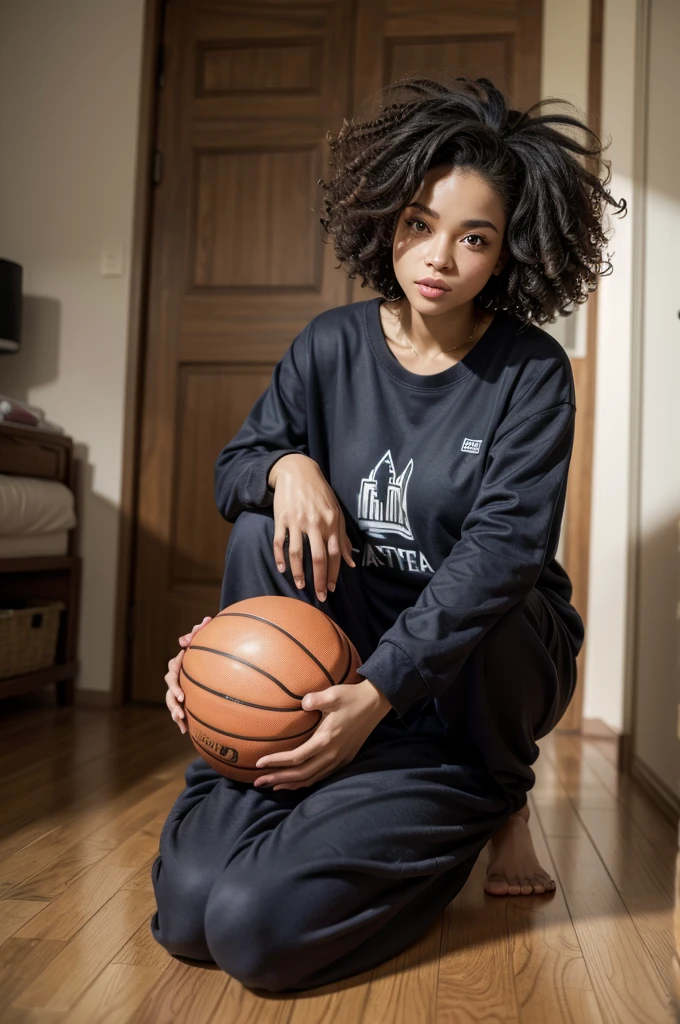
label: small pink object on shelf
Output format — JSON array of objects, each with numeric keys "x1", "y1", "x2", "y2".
[{"x1": 0, "y1": 395, "x2": 40, "y2": 427}]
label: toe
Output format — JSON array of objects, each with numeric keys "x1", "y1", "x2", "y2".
[
  {"x1": 531, "y1": 873, "x2": 546, "y2": 893},
  {"x1": 484, "y1": 873, "x2": 510, "y2": 896},
  {"x1": 506, "y1": 875, "x2": 522, "y2": 895},
  {"x1": 519, "y1": 876, "x2": 534, "y2": 895}
]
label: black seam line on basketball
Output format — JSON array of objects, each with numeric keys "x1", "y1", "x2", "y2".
[
  {"x1": 214, "y1": 611, "x2": 338, "y2": 687},
  {"x1": 326, "y1": 616, "x2": 353, "y2": 684},
  {"x1": 181, "y1": 662, "x2": 307, "y2": 710},
  {"x1": 192, "y1": 736, "x2": 264, "y2": 771},
  {"x1": 187, "y1": 645, "x2": 307, "y2": 700},
  {"x1": 183, "y1": 702, "x2": 320, "y2": 741}
]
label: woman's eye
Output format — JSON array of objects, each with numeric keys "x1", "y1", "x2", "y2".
[
  {"x1": 463, "y1": 234, "x2": 488, "y2": 247},
  {"x1": 405, "y1": 218, "x2": 428, "y2": 233}
]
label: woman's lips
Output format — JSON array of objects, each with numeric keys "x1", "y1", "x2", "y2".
[{"x1": 416, "y1": 282, "x2": 449, "y2": 298}]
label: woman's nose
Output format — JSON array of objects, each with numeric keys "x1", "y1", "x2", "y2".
[{"x1": 427, "y1": 253, "x2": 452, "y2": 271}]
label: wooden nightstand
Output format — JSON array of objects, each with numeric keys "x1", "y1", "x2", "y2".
[{"x1": 0, "y1": 422, "x2": 82, "y2": 704}]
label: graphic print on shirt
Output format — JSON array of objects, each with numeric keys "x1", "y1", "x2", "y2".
[
  {"x1": 358, "y1": 449, "x2": 413, "y2": 539},
  {"x1": 356, "y1": 450, "x2": 434, "y2": 575}
]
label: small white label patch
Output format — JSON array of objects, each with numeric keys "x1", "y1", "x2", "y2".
[{"x1": 461, "y1": 437, "x2": 482, "y2": 454}]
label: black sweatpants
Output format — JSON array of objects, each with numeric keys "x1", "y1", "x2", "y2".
[{"x1": 150, "y1": 508, "x2": 577, "y2": 992}]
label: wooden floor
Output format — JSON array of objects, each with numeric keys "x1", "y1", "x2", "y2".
[{"x1": 0, "y1": 693, "x2": 678, "y2": 1024}]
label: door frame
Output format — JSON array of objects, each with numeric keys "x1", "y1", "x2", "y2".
[
  {"x1": 557, "y1": 0, "x2": 605, "y2": 732},
  {"x1": 111, "y1": 0, "x2": 163, "y2": 706}
]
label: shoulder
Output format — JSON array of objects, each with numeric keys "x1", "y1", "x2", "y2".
[
  {"x1": 306, "y1": 298, "x2": 369, "y2": 340},
  {"x1": 493, "y1": 310, "x2": 577, "y2": 410},
  {"x1": 291, "y1": 299, "x2": 371, "y2": 370}
]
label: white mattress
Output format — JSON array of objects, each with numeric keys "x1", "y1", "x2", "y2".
[
  {"x1": 0, "y1": 474, "x2": 76, "y2": 557},
  {"x1": 0, "y1": 530, "x2": 70, "y2": 557}
]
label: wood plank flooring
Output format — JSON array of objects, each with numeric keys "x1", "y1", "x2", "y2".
[{"x1": 0, "y1": 694, "x2": 677, "y2": 1023}]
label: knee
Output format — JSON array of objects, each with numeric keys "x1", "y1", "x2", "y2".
[
  {"x1": 150, "y1": 855, "x2": 213, "y2": 962},
  {"x1": 220, "y1": 509, "x2": 279, "y2": 608},
  {"x1": 226, "y1": 508, "x2": 274, "y2": 553},
  {"x1": 471, "y1": 597, "x2": 535, "y2": 677},
  {"x1": 204, "y1": 870, "x2": 307, "y2": 992}
]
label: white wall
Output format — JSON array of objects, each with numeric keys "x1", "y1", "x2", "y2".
[{"x1": 0, "y1": 0, "x2": 146, "y2": 693}]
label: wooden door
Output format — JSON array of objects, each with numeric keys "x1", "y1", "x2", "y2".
[{"x1": 130, "y1": 0, "x2": 543, "y2": 703}]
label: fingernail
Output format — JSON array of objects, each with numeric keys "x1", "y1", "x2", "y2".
[
  {"x1": 327, "y1": 582, "x2": 335, "y2": 592},
  {"x1": 296, "y1": 579, "x2": 305, "y2": 588},
  {"x1": 178, "y1": 693, "x2": 184, "y2": 701},
  {"x1": 317, "y1": 591, "x2": 326, "y2": 602},
  {"x1": 277, "y1": 563, "x2": 285, "y2": 572}
]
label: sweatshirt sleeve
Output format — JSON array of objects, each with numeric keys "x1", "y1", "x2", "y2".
[
  {"x1": 214, "y1": 324, "x2": 310, "y2": 523},
  {"x1": 355, "y1": 398, "x2": 576, "y2": 719}
]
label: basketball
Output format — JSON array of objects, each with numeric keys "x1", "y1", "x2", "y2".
[{"x1": 180, "y1": 595, "x2": 363, "y2": 782}]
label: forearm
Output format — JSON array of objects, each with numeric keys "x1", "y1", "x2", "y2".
[{"x1": 215, "y1": 448, "x2": 304, "y2": 522}]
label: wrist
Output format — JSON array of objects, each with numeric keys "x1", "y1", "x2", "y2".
[
  {"x1": 267, "y1": 452, "x2": 309, "y2": 490},
  {"x1": 357, "y1": 678, "x2": 393, "y2": 720},
  {"x1": 267, "y1": 456, "x2": 289, "y2": 490}
]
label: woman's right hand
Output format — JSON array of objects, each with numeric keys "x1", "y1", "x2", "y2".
[
  {"x1": 267, "y1": 453, "x2": 356, "y2": 603},
  {"x1": 165, "y1": 615, "x2": 212, "y2": 733}
]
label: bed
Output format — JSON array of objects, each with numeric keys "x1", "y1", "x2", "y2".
[{"x1": 0, "y1": 472, "x2": 76, "y2": 557}]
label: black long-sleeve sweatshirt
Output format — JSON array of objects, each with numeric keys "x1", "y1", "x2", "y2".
[{"x1": 214, "y1": 296, "x2": 585, "y2": 719}]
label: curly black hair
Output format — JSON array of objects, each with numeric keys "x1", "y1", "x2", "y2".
[{"x1": 317, "y1": 76, "x2": 627, "y2": 325}]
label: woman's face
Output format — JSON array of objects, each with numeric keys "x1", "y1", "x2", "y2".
[{"x1": 391, "y1": 165, "x2": 509, "y2": 312}]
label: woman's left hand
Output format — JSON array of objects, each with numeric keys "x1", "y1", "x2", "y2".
[{"x1": 253, "y1": 679, "x2": 393, "y2": 791}]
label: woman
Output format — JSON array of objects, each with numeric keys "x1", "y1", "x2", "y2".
[{"x1": 151, "y1": 76, "x2": 625, "y2": 992}]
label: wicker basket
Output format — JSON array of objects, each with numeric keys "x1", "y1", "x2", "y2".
[{"x1": 0, "y1": 599, "x2": 65, "y2": 679}]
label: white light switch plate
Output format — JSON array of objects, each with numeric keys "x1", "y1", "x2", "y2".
[{"x1": 101, "y1": 243, "x2": 124, "y2": 277}]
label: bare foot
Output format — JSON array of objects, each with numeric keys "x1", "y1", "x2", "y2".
[{"x1": 484, "y1": 802, "x2": 557, "y2": 896}]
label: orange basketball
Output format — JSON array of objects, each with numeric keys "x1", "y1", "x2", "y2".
[{"x1": 180, "y1": 595, "x2": 363, "y2": 783}]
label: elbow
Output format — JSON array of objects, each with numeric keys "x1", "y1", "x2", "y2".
[
  {"x1": 214, "y1": 483, "x2": 237, "y2": 524},
  {"x1": 214, "y1": 452, "x2": 239, "y2": 523}
]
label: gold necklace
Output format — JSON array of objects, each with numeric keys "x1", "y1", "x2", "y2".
[{"x1": 390, "y1": 306, "x2": 483, "y2": 359}]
